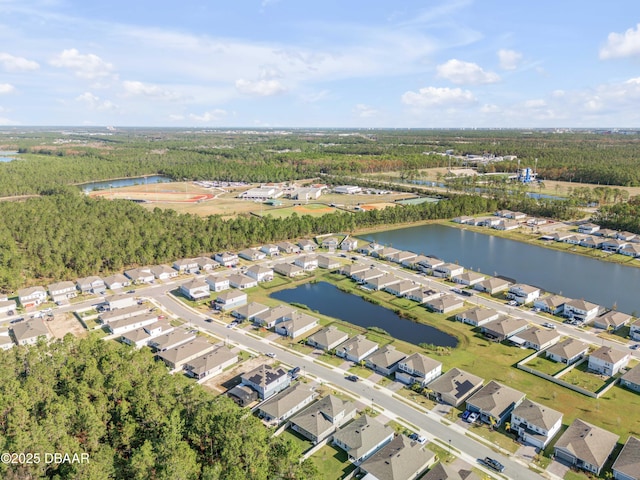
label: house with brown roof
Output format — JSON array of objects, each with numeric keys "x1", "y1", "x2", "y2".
[
  {"x1": 554, "y1": 419, "x2": 618, "y2": 475},
  {"x1": 465, "y1": 380, "x2": 525, "y2": 426},
  {"x1": 277, "y1": 241, "x2": 300, "y2": 254},
  {"x1": 384, "y1": 280, "x2": 420, "y2": 298},
  {"x1": 273, "y1": 262, "x2": 304, "y2": 278},
  {"x1": 341, "y1": 263, "x2": 370, "y2": 278},
  {"x1": 427, "y1": 368, "x2": 483, "y2": 407},
  {"x1": 510, "y1": 399, "x2": 563, "y2": 449},
  {"x1": 359, "y1": 435, "x2": 436, "y2": 480},
  {"x1": 613, "y1": 435, "x2": 640, "y2": 480},
  {"x1": 620, "y1": 364, "x2": 640, "y2": 394},
  {"x1": 227, "y1": 273, "x2": 258, "y2": 290},
  {"x1": 533, "y1": 294, "x2": 568, "y2": 315},
  {"x1": 364, "y1": 345, "x2": 406, "y2": 376},
  {"x1": 425, "y1": 294, "x2": 464, "y2": 314},
  {"x1": 336, "y1": 335, "x2": 379, "y2": 363},
  {"x1": 564, "y1": 298, "x2": 600, "y2": 323},
  {"x1": 317, "y1": 255, "x2": 340, "y2": 270},
  {"x1": 546, "y1": 338, "x2": 589, "y2": 365},
  {"x1": 289, "y1": 395, "x2": 356, "y2": 444},
  {"x1": 406, "y1": 288, "x2": 440, "y2": 304},
  {"x1": 593, "y1": 310, "x2": 632, "y2": 331},
  {"x1": 306, "y1": 326, "x2": 348, "y2": 351},
  {"x1": 231, "y1": 302, "x2": 269, "y2": 321},
  {"x1": 481, "y1": 317, "x2": 529, "y2": 342},
  {"x1": 150, "y1": 265, "x2": 178, "y2": 281},
  {"x1": 274, "y1": 311, "x2": 319, "y2": 338},
  {"x1": 257, "y1": 383, "x2": 317, "y2": 425},
  {"x1": 452, "y1": 271, "x2": 486, "y2": 286},
  {"x1": 76, "y1": 275, "x2": 105, "y2": 293},
  {"x1": 421, "y1": 463, "x2": 480, "y2": 480},
  {"x1": 366, "y1": 273, "x2": 400, "y2": 291},
  {"x1": 506, "y1": 284, "x2": 540, "y2": 305},
  {"x1": 183, "y1": 346, "x2": 238, "y2": 380},
  {"x1": 333, "y1": 415, "x2": 394, "y2": 465},
  {"x1": 253, "y1": 305, "x2": 297, "y2": 328},
  {"x1": 473, "y1": 277, "x2": 511, "y2": 295},
  {"x1": 395, "y1": 353, "x2": 442, "y2": 386},
  {"x1": 588, "y1": 346, "x2": 629, "y2": 376},
  {"x1": 353, "y1": 267, "x2": 385, "y2": 284},
  {"x1": 245, "y1": 265, "x2": 274, "y2": 283},
  {"x1": 10, "y1": 318, "x2": 51, "y2": 346},
  {"x1": 124, "y1": 267, "x2": 155, "y2": 284},
  {"x1": 518, "y1": 327, "x2": 560, "y2": 351},
  {"x1": 156, "y1": 337, "x2": 216, "y2": 370},
  {"x1": 454, "y1": 307, "x2": 500, "y2": 327}
]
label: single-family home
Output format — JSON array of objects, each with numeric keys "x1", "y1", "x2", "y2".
[
  {"x1": 276, "y1": 241, "x2": 301, "y2": 254},
  {"x1": 474, "y1": 277, "x2": 511, "y2": 295},
  {"x1": 546, "y1": 338, "x2": 589, "y2": 365},
  {"x1": 148, "y1": 330, "x2": 196, "y2": 352},
  {"x1": 352, "y1": 268, "x2": 385, "y2": 284},
  {"x1": 257, "y1": 383, "x2": 317, "y2": 425},
  {"x1": 103, "y1": 274, "x2": 130, "y2": 290},
  {"x1": 482, "y1": 317, "x2": 529, "y2": 342},
  {"x1": 227, "y1": 273, "x2": 258, "y2": 290},
  {"x1": 172, "y1": 258, "x2": 199, "y2": 274},
  {"x1": 336, "y1": 335, "x2": 379, "y2": 363},
  {"x1": 124, "y1": 267, "x2": 155, "y2": 284},
  {"x1": 620, "y1": 243, "x2": 640, "y2": 258},
  {"x1": 384, "y1": 280, "x2": 420, "y2": 298},
  {"x1": 425, "y1": 294, "x2": 465, "y2": 314},
  {"x1": 254, "y1": 305, "x2": 296, "y2": 328},
  {"x1": 358, "y1": 242, "x2": 383, "y2": 256},
  {"x1": 156, "y1": 337, "x2": 217, "y2": 370},
  {"x1": 227, "y1": 385, "x2": 259, "y2": 407},
  {"x1": 580, "y1": 236, "x2": 605, "y2": 249},
  {"x1": 427, "y1": 368, "x2": 484, "y2": 407},
  {"x1": 454, "y1": 307, "x2": 500, "y2": 327},
  {"x1": 100, "y1": 304, "x2": 149, "y2": 324},
  {"x1": 365, "y1": 345, "x2": 406, "y2": 376},
  {"x1": 416, "y1": 256, "x2": 444, "y2": 273},
  {"x1": 617, "y1": 231, "x2": 637, "y2": 242},
  {"x1": 47, "y1": 281, "x2": 77, "y2": 303},
  {"x1": 205, "y1": 275, "x2": 230, "y2": 292},
  {"x1": 214, "y1": 290, "x2": 248, "y2": 311},
  {"x1": 179, "y1": 278, "x2": 210, "y2": 300},
  {"x1": 421, "y1": 463, "x2": 481, "y2": 480},
  {"x1": 274, "y1": 312, "x2": 319, "y2": 338},
  {"x1": 452, "y1": 271, "x2": 486, "y2": 286},
  {"x1": 595, "y1": 228, "x2": 618, "y2": 238},
  {"x1": 245, "y1": 265, "x2": 274, "y2": 283},
  {"x1": 479, "y1": 216, "x2": 502, "y2": 227},
  {"x1": 433, "y1": 263, "x2": 464, "y2": 279},
  {"x1": 373, "y1": 246, "x2": 400, "y2": 261},
  {"x1": 297, "y1": 239, "x2": 317, "y2": 252},
  {"x1": 183, "y1": 346, "x2": 238, "y2": 380},
  {"x1": 238, "y1": 248, "x2": 266, "y2": 262},
  {"x1": 76, "y1": 276, "x2": 105, "y2": 294},
  {"x1": 0, "y1": 334, "x2": 15, "y2": 351},
  {"x1": 232, "y1": 302, "x2": 270, "y2": 321},
  {"x1": 104, "y1": 293, "x2": 136, "y2": 311},
  {"x1": 150, "y1": 265, "x2": 178, "y2": 281},
  {"x1": 17, "y1": 286, "x2": 47, "y2": 309},
  {"x1": 294, "y1": 255, "x2": 318, "y2": 271},
  {"x1": 195, "y1": 257, "x2": 218, "y2": 272},
  {"x1": 564, "y1": 299, "x2": 600, "y2": 323},
  {"x1": 407, "y1": 289, "x2": 441, "y2": 304},
  {"x1": 341, "y1": 237, "x2": 358, "y2": 251},
  {"x1": 0, "y1": 298, "x2": 16, "y2": 316},
  {"x1": 620, "y1": 364, "x2": 640, "y2": 394},
  {"x1": 10, "y1": 318, "x2": 51, "y2": 346},
  {"x1": 552, "y1": 231, "x2": 574, "y2": 242},
  {"x1": 305, "y1": 326, "x2": 348, "y2": 351},
  {"x1": 290, "y1": 395, "x2": 356, "y2": 444},
  {"x1": 260, "y1": 244, "x2": 280, "y2": 257},
  {"x1": 588, "y1": 346, "x2": 629, "y2": 376},
  {"x1": 631, "y1": 319, "x2": 640, "y2": 341},
  {"x1": 506, "y1": 284, "x2": 540, "y2": 305},
  {"x1": 613, "y1": 436, "x2": 640, "y2": 480},
  {"x1": 388, "y1": 250, "x2": 417, "y2": 265},
  {"x1": 518, "y1": 327, "x2": 560, "y2": 351},
  {"x1": 402, "y1": 254, "x2": 430, "y2": 269},
  {"x1": 510, "y1": 399, "x2": 563, "y2": 449},
  {"x1": 273, "y1": 262, "x2": 305, "y2": 278},
  {"x1": 359, "y1": 434, "x2": 436, "y2": 480},
  {"x1": 593, "y1": 310, "x2": 632, "y2": 331},
  {"x1": 366, "y1": 273, "x2": 400, "y2": 291},
  {"x1": 578, "y1": 223, "x2": 601, "y2": 234},
  {"x1": 395, "y1": 353, "x2": 442, "y2": 386},
  {"x1": 602, "y1": 238, "x2": 629, "y2": 253},
  {"x1": 466, "y1": 380, "x2": 525, "y2": 427},
  {"x1": 321, "y1": 236, "x2": 340, "y2": 250},
  {"x1": 554, "y1": 419, "x2": 618, "y2": 475},
  {"x1": 494, "y1": 219, "x2": 520, "y2": 231},
  {"x1": 214, "y1": 252, "x2": 239, "y2": 268},
  {"x1": 453, "y1": 216, "x2": 475, "y2": 224},
  {"x1": 107, "y1": 312, "x2": 159, "y2": 336},
  {"x1": 507, "y1": 211, "x2": 527, "y2": 220},
  {"x1": 241, "y1": 364, "x2": 290, "y2": 400},
  {"x1": 534, "y1": 295, "x2": 568, "y2": 315},
  {"x1": 333, "y1": 415, "x2": 394, "y2": 464},
  {"x1": 317, "y1": 255, "x2": 340, "y2": 270},
  {"x1": 119, "y1": 320, "x2": 174, "y2": 348}
]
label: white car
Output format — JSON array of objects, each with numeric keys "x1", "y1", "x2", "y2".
[
  {"x1": 507, "y1": 300, "x2": 517, "y2": 306},
  {"x1": 266, "y1": 352, "x2": 276, "y2": 358},
  {"x1": 467, "y1": 412, "x2": 479, "y2": 423}
]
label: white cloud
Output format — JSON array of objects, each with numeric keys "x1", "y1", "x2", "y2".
[
  {"x1": 524, "y1": 99, "x2": 547, "y2": 109},
  {"x1": 235, "y1": 78, "x2": 287, "y2": 96},
  {"x1": 50, "y1": 49, "x2": 114, "y2": 79},
  {"x1": 436, "y1": 59, "x2": 500, "y2": 85},
  {"x1": 600, "y1": 23, "x2": 640, "y2": 59},
  {"x1": 189, "y1": 109, "x2": 227, "y2": 122},
  {"x1": 480, "y1": 104, "x2": 500, "y2": 113},
  {"x1": 353, "y1": 104, "x2": 378, "y2": 118},
  {"x1": 0, "y1": 84, "x2": 16, "y2": 94},
  {"x1": 401, "y1": 86, "x2": 476, "y2": 107},
  {"x1": 497, "y1": 49, "x2": 522, "y2": 70},
  {"x1": 122, "y1": 80, "x2": 180, "y2": 100},
  {"x1": 75, "y1": 92, "x2": 118, "y2": 111},
  {"x1": 0, "y1": 52, "x2": 39, "y2": 72}
]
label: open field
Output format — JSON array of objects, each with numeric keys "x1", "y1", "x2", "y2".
[
  {"x1": 256, "y1": 203, "x2": 340, "y2": 218},
  {"x1": 48, "y1": 312, "x2": 87, "y2": 339}
]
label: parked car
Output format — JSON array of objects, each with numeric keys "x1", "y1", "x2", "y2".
[
  {"x1": 346, "y1": 375, "x2": 359, "y2": 382},
  {"x1": 127, "y1": 290, "x2": 135, "y2": 294},
  {"x1": 542, "y1": 322, "x2": 556, "y2": 329},
  {"x1": 482, "y1": 457, "x2": 505, "y2": 473},
  {"x1": 630, "y1": 344, "x2": 640, "y2": 350},
  {"x1": 408, "y1": 433, "x2": 427, "y2": 445},
  {"x1": 507, "y1": 300, "x2": 517, "y2": 306},
  {"x1": 205, "y1": 318, "x2": 213, "y2": 323},
  {"x1": 466, "y1": 412, "x2": 479, "y2": 423},
  {"x1": 10, "y1": 317, "x2": 24, "y2": 324},
  {"x1": 462, "y1": 410, "x2": 471, "y2": 421},
  {"x1": 289, "y1": 366, "x2": 301, "y2": 376},
  {"x1": 266, "y1": 352, "x2": 276, "y2": 358}
]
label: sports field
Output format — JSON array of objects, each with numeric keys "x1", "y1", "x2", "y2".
[{"x1": 89, "y1": 182, "x2": 215, "y2": 203}]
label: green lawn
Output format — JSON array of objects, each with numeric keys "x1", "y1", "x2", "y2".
[
  {"x1": 279, "y1": 429, "x2": 313, "y2": 454},
  {"x1": 564, "y1": 470, "x2": 590, "y2": 480},
  {"x1": 309, "y1": 444, "x2": 356, "y2": 480},
  {"x1": 468, "y1": 424, "x2": 520, "y2": 454},
  {"x1": 395, "y1": 387, "x2": 437, "y2": 410},
  {"x1": 560, "y1": 363, "x2": 609, "y2": 393},
  {"x1": 347, "y1": 364, "x2": 373, "y2": 378},
  {"x1": 526, "y1": 355, "x2": 567, "y2": 376},
  {"x1": 315, "y1": 353, "x2": 344, "y2": 367},
  {"x1": 259, "y1": 276, "x2": 291, "y2": 289}
]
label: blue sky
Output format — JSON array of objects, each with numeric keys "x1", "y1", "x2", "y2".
[{"x1": 1, "y1": 0, "x2": 640, "y2": 128}]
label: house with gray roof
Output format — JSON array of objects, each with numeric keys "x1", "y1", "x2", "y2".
[
  {"x1": 227, "y1": 385, "x2": 258, "y2": 407},
  {"x1": 588, "y1": 346, "x2": 629, "y2": 376},
  {"x1": 554, "y1": 419, "x2": 618, "y2": 475},
  {"x1": 17, "y1": 286, "x2": 47, "y2": 309},
  {"x1": 384, "y1": 280, "x2": 420, "y2": 298},
  {"x1": 518, "y1": 327, "x2": 560, "y2": 351},
  {"x1": 481, "y1": 317, "x2": 529, "y2": 342},
  {"x1": 180, "y1": 278, "x2": 210, "y2": 300},
  {"x1": 336, "y1": 335, "x2": 379, "y2": 363},
  {"x1": 106, "y1": 312, "x2": 158, "y2": 336},
  {"x1": 510, "y1": 399, "x2": 563, "y2": 449},
  {"x1": 213, "y1": 251, "x2": 239, "y2": 267},
  {"x1": 100, "y1": 304, "x2": 148, "y2": 323},
  {"x1": 104, "y1": 293, "x2": 136, "y2": 310},
  {"x1": 124, "y1": 267, "x2": 155, "y2": 284},
  {"x1": 274, "y1": 311, "x2": 319, "y2": 338},
  {"x1": 214, "y1": 290, "x2": 247, "y2": 311},
  {"x1": 594, "y1": 310, "x2": 632, "y2": 331},
  {"x1": 245, "y1": 265, "x2": 274, "y2": 283},
  {"x1": 294, "y1": 254, "x2": 318, "y2": 271},
  {"x1": 238, "y1": 248, "x2": 266, "y2": 262},
  {"x1": 260, "y1": 244, "x2": 280, "y2": 257},
  {"x1": 533, "y1": 294, "x2": 568, "y2": 315},
  {"x1": 227, "y1": 273, "x2": 258, "y2": 290},
  {"x1": 546, "y1": 338, "x2": 589, "y2": 365},
  {"x1": 172, "y1": 258, "x2": 200, "y2": 273},
  {"x1": 148, "y1": 330, "x2": 196, "y2": 352},
  {"x1": 613, "y1": 435, "x2": 640, "y2": 480},
  {"x1": 183, "y1": 346, "x2": 238, "y2": 380},
  {"x1": 317, "y1": 255, "x2": 340, "y2": 270},
  {"x1": 359, "y1": 434, "x2": 436, "y2": 480},
  {"x1": 341, "y1": 263, "x2": 371, "y2": 278},
  {"x1": 119, "y1": 320, "x2": 173, "y2": 348},
  {"x1": 156, "y1": 337, "x2": 216, "y2": 370},
  {"x1": 433, "y1": 263, "x2": 464, "y2": 279},
  {"x1": 76, "y1": 275, "x2": 105, "y2": 293},
  {"x1": 0, "y1": 298, "x2": 16, "y2": 316},
  {"x1": 421, "y1": 463, "x2": 480, "y2": 480},
  {"x1": 273, "y1": 262, "x2": 305, "y2": 278},
  {"x1": 352, "y1": 268, "x2": 385, "y2": 284},
  {"x1": 425, "y1": 294, "x2": 464, "y2": 314},
  {"x1": 253, "y1": 305, "x2": 296, "y2": 328},
  {"x1": 276, "y1": 241, "x2": 300, "y2": 254},
  {"x1": 257, "y1": 383, "x2": 317, "y2": 425},
  {"x1": 364, "y1": 345, "x2": 406, "y2": 376},
  {"x1": 11, "y1": 318, "x2": 51, "y2": 346},
  {"x1": 306, "y1": 326, "x2": 349, "y2": 351},
  {"x1": 452, "y1": 271, "x2": 485, "y2": 286},
  {"x1": 415, "y1": 256, "x2": 444, "y2": 273},
  {"x1": 473, "y1": 277, "x2": 511, "y2": 295},
  {"x1": 232, "y1": 302, "x2": 269, "y2": 321},
  {"x1": 366, "y1": 273, "x2": 400, "y2": 291},
  {"x1": 103, "y1": 273, "x2": 131, "y2": 290},
  {"x1": 241, "y1": 364, "x2": 290, "y2": 400},
  {"x1": 48, "y1": 281, "x2": 77, "y2": 302},
  {"x1": 454, "y1": 307, "x2": 500, "y2": 327},
  {"x1": 620, "y1": 364, "x2": 640, "y2": 394},
  {"x1": 395, "y1": 353, "x2": 442, "y2": 386},
  {"x1": 427, "y1": 368, "x2": 483, "y2": 407},
  {"x1": 406, "y1": 288, "x2": 440, "y2": 304},
  {"x1": 150, "y1": 264, "x2": 178, "y2": 281},
  {"x1": 466, "y1": 380, "x2": 525, "y2": 427},
  {"x1": 333, "y1": 415, "x2": 394, "y2": 464},
  {"x1": 564, "y1": 298, "x2": 600, "y2": 323},
  {"x1": 297, "y1": 239, "x2": 317, "y2": 252},
  {"x1": 289, "y1": 395, "x2": 356, "y2": 444},
  {"x1": 387, "y1": 250, "x2": 417, "y2": 265}
]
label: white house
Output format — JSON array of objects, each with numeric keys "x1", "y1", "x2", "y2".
[
  {"x1": 107, "y1": 313, "x2": 158, "y2": 336},
  {"x1": 507, "y1": 284, "x2": 541, "y2": 305},
  {"x1": 213, "y1": 252, "x2": 239, "y2": 267},
  {"x1": 11, "y1": 318, "x2": 51, "y2": 346},
  {"x1": 433, "y1": 263, "x2": 464, "y2": 279},
  {"x1": 333, "y1": 415, "x2": 394, "y2": 465},
  {"x1": 588, "y1": 346, "x2": 629, "y2": 376},
  {"x1": 172, "y1": 258, "x2": 199, "y2": 274},
  {"x1": 274, "y1": 312, "x2": 319, "y2": 338},
  {"x1": 336, "y1": 335, "x2": 378, "y2": 362},
  {"x1": 563, "y1": 299, "x2": 600, "y2": 323},
  {"x1": 554, "y1": 419, "x2": 618, "y2": 476},
  {"x1": 227, "y1": 273, "x2": 258, "y2": 289},
  {"x1": 214, "y1": 290, "x2": 248, "y2": 311},
  {"x1": 452, "y1": 271, "x2": 486, "y2": 286},
  {"x1": 76, "y1": 276, "x2": 105, "y2": 293},
  {"x1": 294, "y1": 255, "x2": 318, "y2": 271},
  {"x1": 341, "y1": 237, "x2": 358, "y2": 251},
  {"x1": 103, "y1": 274, "x2": 130, "y2": 290},
  {"x1": 124, "y1": 267, "x2": 155, "y2": 284},
  {"x1": 245, "y1": 265, "x2": 274, "y2": 283},
  {"x1": 47, "y1": 281, "x2": 77, "y2": 302},
  {"x1": 578, "y1": 223, "x2": 600, "y2": 234},
  {"x1": 395, "y1": 352, "x2": 442, "y2": 386},
  {"x1": 205, "y1": 275, "x2": 230, "y2": 292},
  {"x1": 150, "y1": 265, "x2": 178, "y2": 281},
  {"x1": 180, "y1": 279, "x2": 210, "y2": 300},
  {"x1": 17, "y1": 286, "x2": 47, "y2": 309},
  {"x1": 241, "y1": 364, "x2": 290, "y2": 400},
  {"x1": 511, "y1": 399, "x2": 563, "y2": 449},
  {"x1": 238, "y1": 248, "x2": 266, "y2": 262},
  {"x1": 260, "y1": 244, "x2": 280, "y2": 257},
  {"x1": 454, "y1": 307, "x2": 500, "y2": 327}
]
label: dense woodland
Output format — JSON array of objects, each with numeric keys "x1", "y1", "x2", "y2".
[{"x1": 0, "y1": 335, "x2": 318, "y2": 480}]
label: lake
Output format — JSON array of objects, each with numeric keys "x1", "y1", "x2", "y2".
[
  {"x1": 0, "y1": 150, "x2": 18, "y2": 162},
  {"x1": 271, "y1": 281, "x2": 458, "y2": 347},
  {"x1": 364, "y1": 224, "x2": 640, "y2": 314},
  {"x1": 78, "y1": 175, "x2": 173, "y2": 192}
]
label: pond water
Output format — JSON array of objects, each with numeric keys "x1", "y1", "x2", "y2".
[
  {"x1": 78, "y1": 175, "x2": 173, "y2": 192},
  {"x1": 271, "y1": 281, "x2": 458, "y2": 347},
  {"x1": 0, "y1": 151, "x2": 18, "y2": 162}
]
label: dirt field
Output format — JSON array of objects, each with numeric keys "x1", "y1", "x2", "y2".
[
  {"x1": 201, "y1": 353, "x2": 272, "y2": 394},
  {"x1": 89, "y1": 182, "x2": 215, "y2": 203},
  {"x1": 47, "y1": 312, "x2": 87, "y2": 339},
  {"x1": 257, "y1": 204, "x2": 339, "y2": 219}
]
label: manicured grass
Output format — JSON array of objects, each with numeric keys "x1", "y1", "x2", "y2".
[
  {"x1": 561, "y1": 362, "x2": 609, "y2": 393},
  {"x1": 259, "y1": 276, "x2": 291, "y2": 289},
  {"x1": 309, "y1": 444, "x2": 356, "y2": 480},
  {"x1": 564, "y1": 470, "x2": 590, "y2": 480},
  {"x1": 316, "y1": 353, "x2": 344, "y2": 367},
  {"x1": 526, "y1": 355, "x2": 566, "y2": 376},
  {"x1": 347, "y1": 364, "x2": 373, "y2": 378},
  {"x1": 468, "y1": 424, "x2": 519, "y2": 454},
  {"x1": 426, "y1": 442, "x2": 454, "y2": 464},
  {"x1": 395, "y1": 387, "x2": 437, "y2": 410},
  {"x1": 391, "y1": 297, "x2": 418, "y2": 309},
  {"x1": 279, "y1": 429, "x2": 313, "y2": 454}
]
